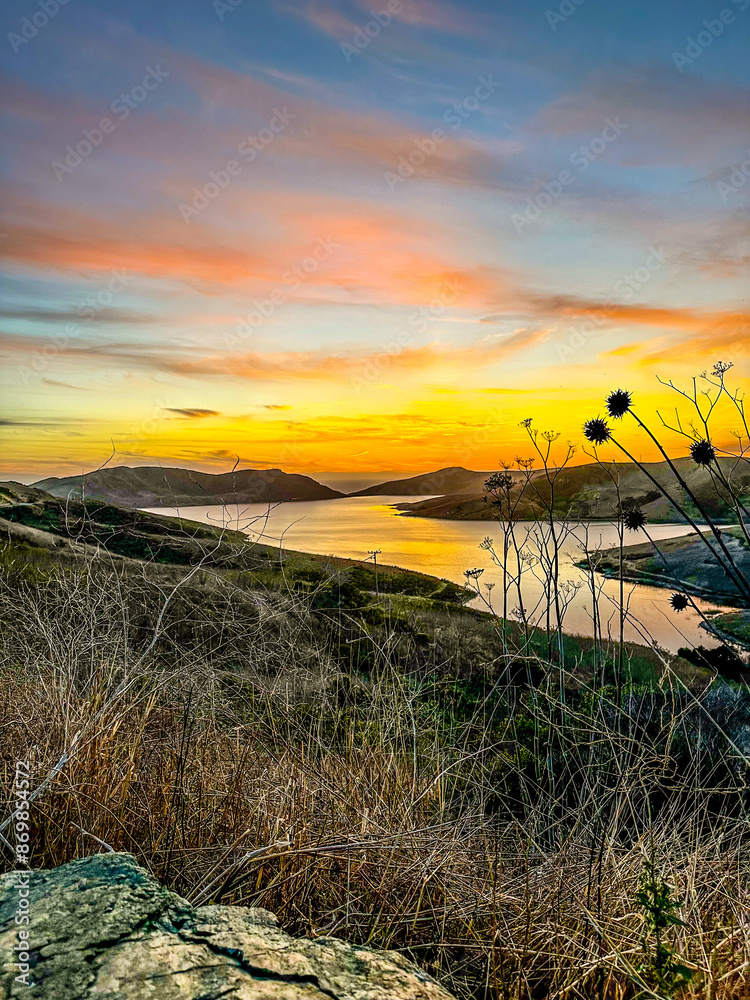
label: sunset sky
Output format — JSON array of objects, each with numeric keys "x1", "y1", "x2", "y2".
[{"x1": 1, "y1": 0, "x2": 748, "y2": 480}]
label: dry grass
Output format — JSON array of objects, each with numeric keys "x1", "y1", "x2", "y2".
[{"x1": 1, "y1": 556, "x2": 749, "y2": 1000}]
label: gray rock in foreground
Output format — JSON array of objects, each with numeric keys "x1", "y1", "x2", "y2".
[{"x1": 0, "y1": 853, "x2": 455, "y2": 999}]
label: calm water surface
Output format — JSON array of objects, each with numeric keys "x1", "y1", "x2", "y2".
[{"x1": 145, "y1": 497, "x2": 727, "y2": 653}]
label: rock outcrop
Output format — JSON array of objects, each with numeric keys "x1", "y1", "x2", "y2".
[{"x1": 0, "y1": 853, "x2": 456, "y2": 999}]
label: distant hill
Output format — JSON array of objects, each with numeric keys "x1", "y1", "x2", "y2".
[
  {"x1": 33, "y1": 466, "x2": 345, "y2": 508},
  {"x1": 395, "y1": 457, "x2": 750, "y2": 523},
  {"x1": 349, "y1": 467, "x2": 493, "y2": 497},
  {"x1": 0, "y1": 481, "x2": 55, "y2": 505}
]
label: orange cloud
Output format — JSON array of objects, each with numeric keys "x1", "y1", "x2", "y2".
[
  {"x1": 0, "y1": 190, "x2": 512, "y2": 308},
  {"x1": 169, "y1": 327, "x2": 552, "y2": 382},
  {"x1": 525, "y1": 293, "x2": 750, "y2": 335},
  {"x1": 0, "y1": 219, "x2": 277, "y2": 290},
  {"x1": 605, "y1": 328, "x2": 750, "y2": 367}
]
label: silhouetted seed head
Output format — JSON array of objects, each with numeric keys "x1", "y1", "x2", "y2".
[
  {"x1": 622, "y1": 505, "x2": 647, "y2": 531},
  {"x1": 669, "y1": 593, "x2": 689, "y2": 613},
  {"x1": 606, "y1": 389, "x2": 633, "y2": 418},
  {"x1": 690, "y1": 439, "x2": 716, "y2": 466},
  {"x1": 464, "y1": 567, "x2": 484, "y2": 579},
  {"x1": 485, "y1": 472, "x2": 514, "y2": 492},
  {"x1": 583, "y1": 418, "x2": 611, "y2": 445}
]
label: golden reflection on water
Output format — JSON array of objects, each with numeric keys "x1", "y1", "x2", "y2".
[{"x1": 145, "y1": 496, "x2": 724, "y2": 653}]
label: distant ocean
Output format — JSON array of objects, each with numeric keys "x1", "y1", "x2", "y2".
[{"x1": 316, "y1": 473, "x2": 420, "y2": 494}]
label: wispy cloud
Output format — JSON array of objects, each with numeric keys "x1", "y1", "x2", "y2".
[
  {"x1": 0, "y1": 305, "x2": 154, "y2": 325},
  {"x1": 168, "y1": 327, "x2": 553, "y2": 382},
  {"x1": 530, "y1": 66, "x2": 750, "y2": 169},
  {"x1": 604, "y1": 326, "x2": 750, "y2": 367},
  {"x1": 521, "y1": 294, "x2": 750, "y2": 334},
  {"x1": 42, "y1": 378, "x2": 91, "y2": 390},
  {"x1": 162, "y1": 407, "x2": 221, "y2": 418},
  {"x1": 289, "y1": 0, "x2": 496, "y2": 44},
  {"x1": 0, "y1": 194, "x2": 513, "y2": 307}
]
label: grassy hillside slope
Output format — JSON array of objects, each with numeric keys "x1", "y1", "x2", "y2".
[{"x1": 396, "y1": 456, "x2": 750, "y2": 523}]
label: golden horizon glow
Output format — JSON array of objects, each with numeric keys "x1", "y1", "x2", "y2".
[{"x1": 5, "y1": 376, "x2": 748, "y2": 481}]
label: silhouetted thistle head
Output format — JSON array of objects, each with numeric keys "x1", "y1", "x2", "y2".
[
  {"x1": 690, "y1": 438, "x2": 716, "y2": 466},
  {"x1": 606, "y1": 389, "x2": 632, "y2": 419},
  {"x1": 669, "y1": 593, "x2": 689, "y2": 613},
  {"x1": 622, "y1": 504, "x2": 647, "y2": 531},
  {"x1": 583, "y1": 418, "x2": 611, "y2": 445}
]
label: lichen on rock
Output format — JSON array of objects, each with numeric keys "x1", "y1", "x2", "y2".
[{"x1": 0, "y1": 853, "x2": 456, "y2": 999}]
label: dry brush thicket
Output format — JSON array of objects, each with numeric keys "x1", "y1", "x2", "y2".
[{"x1": 0, "y1": 547, "x2": 748, "y2": 1000}]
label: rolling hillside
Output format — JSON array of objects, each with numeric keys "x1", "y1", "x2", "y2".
[
  {"x1": 0, "y1": 480, "x2": 56, "y2": 505},
  {"x1": 33, "y1": 466, "x2": 345, "y2": 508},
  {"x1": 348, "y1": 467, "x2": 493, "y2": 496},
  {"x1": 395, "y1": 457, "x2": 750, "y2": 523}
]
